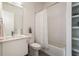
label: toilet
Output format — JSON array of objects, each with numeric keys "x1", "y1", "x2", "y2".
[
  {"x1": 28, "y1": 34, "x2": 41, "y2": 56},
  {"x1": 29, "y1": 43, "x2": 41, "y2": 56}
]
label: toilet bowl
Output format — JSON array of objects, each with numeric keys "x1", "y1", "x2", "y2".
[
  {"x1": 27, "y1": 34, "x2": 41, "y2": 56},
  {"x1": 29, "y1": 43, "x2": 41, "y2": 56},
  {"x1": 30, "y1": 43, "x2": 41, "y2": 50}
]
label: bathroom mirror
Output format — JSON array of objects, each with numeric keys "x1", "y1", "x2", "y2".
[{"x1": 1, "y1": 2, "x2": 23, "y2": 37}]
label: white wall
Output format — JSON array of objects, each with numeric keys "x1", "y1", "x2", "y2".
[
  {"x1": 22, "y1": 2, "x2": 35, "y2": 42},
  {"x1": 47, "y1": 2, "x2": 66, "y2": 47}
]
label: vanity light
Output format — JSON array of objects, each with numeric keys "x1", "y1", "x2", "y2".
[{"x1": 8, "y1": 2, "x2": 23, "y2": 8}]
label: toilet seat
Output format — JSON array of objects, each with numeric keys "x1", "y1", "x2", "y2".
[{"x1": 30, "y1": 43, "x2": 41, "y2": 50}]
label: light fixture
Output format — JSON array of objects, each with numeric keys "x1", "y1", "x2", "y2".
[{"x1": 8, "y1": 2, "x2": 23, "y2": 8}]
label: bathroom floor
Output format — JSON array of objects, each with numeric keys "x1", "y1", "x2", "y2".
[
  {"x1": 26, "y1": 50, "x2": 49, "y2": 56},
  {"x1": 39, "y1": 50, "x2": 49, "y2": 56}
]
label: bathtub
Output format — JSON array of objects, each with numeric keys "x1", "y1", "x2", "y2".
[{"x1": 41, "y1": 44, "x2": 66, "y2": 56}]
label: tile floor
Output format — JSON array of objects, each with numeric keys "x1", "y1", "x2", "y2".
[
  {"x1": 39, "y1": 50, "x2": 49, "y2": 56},
  {"x1": 26, "y1": 50, "x2": 49, "y2": 56}
]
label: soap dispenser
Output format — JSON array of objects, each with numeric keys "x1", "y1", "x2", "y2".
[{"x1": 29, "y1": 27, "x2": 32, "y2": 33}]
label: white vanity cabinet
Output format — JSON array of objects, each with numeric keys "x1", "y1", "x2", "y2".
[
  {"x1": 0, "y1": 35, "x2": 31, "y2": 56},
  {"x1": 2, "y1": 38, "x2": 28, "y2": 56}
]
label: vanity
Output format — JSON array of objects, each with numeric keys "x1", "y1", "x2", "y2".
[
  {"x1": 0, "y1": 35, "x2": 31, "y2": 56},
  {"x1": 0, "y1": 2, "x2": 32, "y2": 56}
]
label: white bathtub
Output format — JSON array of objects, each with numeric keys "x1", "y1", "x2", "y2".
[{"x1": 41, "y1": 44, "x2": 66, "y2": 56}]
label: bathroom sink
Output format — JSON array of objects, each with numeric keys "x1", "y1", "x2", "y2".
[
  {"x1": 0, "y1": 34, "x2": 31, "y2": 42},
  {"x1": 0, "y1": 35, "x2": 27, "y2": 40}
]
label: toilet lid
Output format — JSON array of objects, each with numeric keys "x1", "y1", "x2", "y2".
[{"x1": 30, "y1": 43, "x2": 41, "y2": 48}]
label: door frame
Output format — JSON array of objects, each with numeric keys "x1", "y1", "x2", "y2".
[{"x1": 66, "y1": 2, "x2": 72, "y2": 56}]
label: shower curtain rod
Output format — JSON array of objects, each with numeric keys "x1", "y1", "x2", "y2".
[
  {"x1": 35, "y1": 2, "x2": 58, "y2": 14},
  {"x1": 46, "y1": 2, "x2": 58, "y2": 9}
]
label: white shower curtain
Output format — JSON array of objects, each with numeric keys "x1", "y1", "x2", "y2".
[{"x1": 35, "y1": 9, "x2": 48, "y2": 49}]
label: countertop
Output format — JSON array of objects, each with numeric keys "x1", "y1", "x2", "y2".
[{"x1": 0, "y1": 34, "x2": 32, "y2": 43}]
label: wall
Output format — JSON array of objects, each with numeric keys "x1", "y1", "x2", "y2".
[
  {"x1": 47, "y1": 2, "x2": 66, "y2": 47},
  {"x1": 22, "y1": 2, "x2": 35, "y2": 42}
]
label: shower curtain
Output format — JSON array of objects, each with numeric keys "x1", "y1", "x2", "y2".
[{"x1": 35, "y1": 9, "x2": 48, "y2": 49}]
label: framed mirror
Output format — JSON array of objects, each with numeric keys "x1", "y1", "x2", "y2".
[{"x1": 1, "y1": 2, "x2": 23, "y2": 37}]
